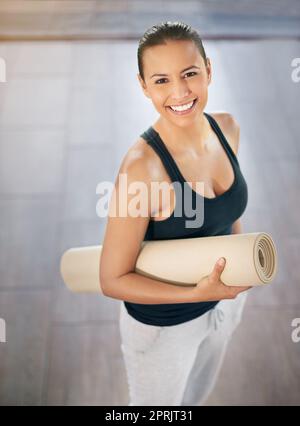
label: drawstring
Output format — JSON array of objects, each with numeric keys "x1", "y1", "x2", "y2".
[{"x1": 210, "y1": 306, "x2": 225, "y2": 330}]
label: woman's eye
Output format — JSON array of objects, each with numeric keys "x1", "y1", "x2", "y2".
[
  {"x1": 155, "y1": 78, "x2": 167, "y2": 84},
  {"x1": 185, "y1": 71, "x2": 197, "y2": 77},
  {"x1": 155, "y1": 72, "x2": 197, "y2": 84}
]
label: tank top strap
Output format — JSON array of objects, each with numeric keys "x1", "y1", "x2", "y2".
[
  {"x1": 140, "y1": 127, "x2": 185, "y2": 185},
  {"x1": 203, "y1": 112, "x2": 240, "y2": 167}
]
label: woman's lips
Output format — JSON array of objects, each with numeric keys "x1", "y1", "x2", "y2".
[{"x1": 166, "y1": 98, "x2": 198, "y2": 116}]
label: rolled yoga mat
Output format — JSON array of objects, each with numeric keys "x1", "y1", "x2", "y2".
[{"x1": 60, "y1": 232, "x2": 278, "y2": 293}]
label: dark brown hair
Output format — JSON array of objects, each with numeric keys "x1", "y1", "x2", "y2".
[{"x1": 137, "y1": 21, "x2": 207, "y2": 82}]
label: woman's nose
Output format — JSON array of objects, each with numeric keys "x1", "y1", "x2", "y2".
[{"x1": 170, "y1": 80, "x2": 191, "y2": 102}]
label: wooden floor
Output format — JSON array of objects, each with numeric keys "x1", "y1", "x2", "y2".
[{"x1": 0, "y1": 27, "x2": 300, "y2": 405}]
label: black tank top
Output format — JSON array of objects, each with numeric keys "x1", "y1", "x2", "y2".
[{"x1": 124, "y1": 112, "x2": 248, "y2": 326}]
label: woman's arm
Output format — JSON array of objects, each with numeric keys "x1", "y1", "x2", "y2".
[
  {"x1": 100, "y1": 147, "x2": 199, "y2": 304},
  {"x1": 102, "y1": 272, "x2": 199, "y2": 304},
  {"x1": 215, "y1": 113, "x2": 243, "y2": 236},
  {"x1": 231, "y1": 218, "x2": 242, "y2": 234}
]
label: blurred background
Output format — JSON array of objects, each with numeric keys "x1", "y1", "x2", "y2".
[{"x1": 0, "y1": 0, "x2": 300, "y2": 406}]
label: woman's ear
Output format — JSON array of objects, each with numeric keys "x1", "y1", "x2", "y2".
[
  {"x1": 205, "y1": 58, "x2": 212, "y2": 85},
  {"x1": 137, "y1": 73, "x2": 151, "y2": 99}
]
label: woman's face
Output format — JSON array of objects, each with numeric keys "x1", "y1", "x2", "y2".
[{"x1": 138, "y1": 40, "x2": 211, "y2": 128}]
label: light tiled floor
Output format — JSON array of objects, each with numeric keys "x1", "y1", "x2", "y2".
[{"x1": 0, "y1": 36, "x2": 300, "y2": 405}]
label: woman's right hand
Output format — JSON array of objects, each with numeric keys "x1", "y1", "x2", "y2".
[{"x1": 193, "y1": 257, "x2": 252, "y2": 302}]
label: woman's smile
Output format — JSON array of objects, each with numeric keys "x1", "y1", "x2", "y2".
[{"x1": 166, "y1": 97, "x2": 198, "y2": 116}]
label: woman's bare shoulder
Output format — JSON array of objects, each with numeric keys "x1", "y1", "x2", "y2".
[
  {"x1": 118, "y1": 136, "x2": 165, "y2": 182},
  {"x1": 209, "y1": 111, "x2": 240, "y2": 156}
]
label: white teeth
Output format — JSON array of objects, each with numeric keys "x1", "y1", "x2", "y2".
[{"x1": 170, "y1": 100, "x2": 195, "y2": 112}]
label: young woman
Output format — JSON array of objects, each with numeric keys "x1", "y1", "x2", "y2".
[{"x1": 100, "y1": 21, "x2": 252, "y2": 406}]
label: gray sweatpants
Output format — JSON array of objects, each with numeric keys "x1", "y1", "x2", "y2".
[{"x1": 119, "y1": 291, "x2": 248, "y2": 406}]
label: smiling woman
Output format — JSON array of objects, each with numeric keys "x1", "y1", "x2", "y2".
[
  {"x1": 100, "y1": 21, "x2": 251, "y2": 406},
  {"x1": 137, "y1": 29, "x2": 212, "y2": 135}
]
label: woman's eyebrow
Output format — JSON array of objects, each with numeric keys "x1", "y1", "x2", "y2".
[{"x1": 150, "y1": 65, "x2": 201, "y2": 79}]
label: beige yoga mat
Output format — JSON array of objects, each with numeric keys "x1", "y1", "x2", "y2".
[{"x1": 60, "y1": 232, "x2": 278, "y2": 293}]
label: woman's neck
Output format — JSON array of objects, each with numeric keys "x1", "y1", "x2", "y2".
[{"x1": 153, "y1": 112, "x2": 211, "y2": 154}]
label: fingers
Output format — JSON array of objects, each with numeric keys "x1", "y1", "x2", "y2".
[
  {"x1": 209, "y1": 258, "x2": 253, "y2": 296},
  {"x1": 227, "y1": 285, "x2": 252, "y2": 298},
  {"x1": 230, "y1": 285, "x2": 252, "y2": 292},
  {"x1": 209, "y1": 257, "x2": 226, "y2": 283},
  {"x1": 236, "y1": 286, "x2": 253, "y2": 292}
]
